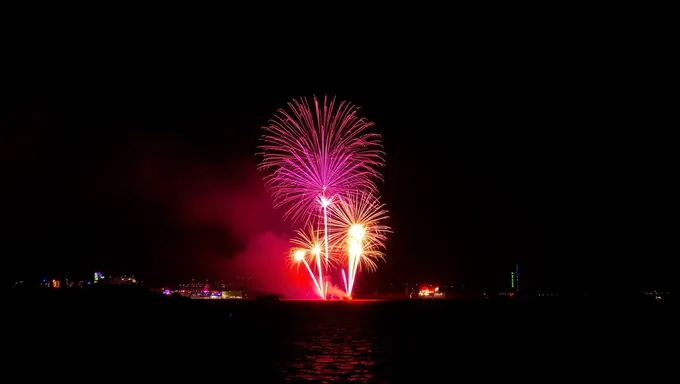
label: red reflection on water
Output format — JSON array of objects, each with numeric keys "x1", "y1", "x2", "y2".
[{"x1": 281, "y1": 324, "x2": 385, "y2": 382}]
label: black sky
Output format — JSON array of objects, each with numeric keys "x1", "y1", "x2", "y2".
[{"x1": 1, "y1": 24, "x2": 675, "y2": 292}]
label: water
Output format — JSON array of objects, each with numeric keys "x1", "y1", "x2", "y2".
[
  {"x1": 241, "y1": 300, "x2": 392, "y2": 382},
  {"x1": 9, "y1": 295, "x2": 677, "y2": 382},
  {"x1": 281, "y1": 324, "x2": 382, "y2": 381}
]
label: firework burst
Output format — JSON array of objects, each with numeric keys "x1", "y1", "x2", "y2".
[
  {"x1": 258, "y1": 95, "x2": 385, "y2": 223},
  {"x1": 327, "y1": 191, "x2": 391, "y2": 297},
  {"x1": 289, "y1": 224, "x2": 326, "y2": 298},
  {"x1": 289, "y1": 247, "x2": 324, "y2": 299}
]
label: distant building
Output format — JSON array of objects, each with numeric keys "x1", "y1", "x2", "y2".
[
  {"x1": 109, "y1": 275, "x2": 137, "y2": 285},
  {"x1": 416, "y1": 285, "x2": 444, "y2": 298},
  {"x1": 510, "y1": 264, "x2": 519, "y2": 293},
  {"x1": 94, "y1": 272, "x2": 105, "y2": 283},
  {"x1": 221, "y1": 291, "x2": 243, "y2": 299},
  {"x1": 92, "y1": 271, "x2": 139, "y2": 286}
]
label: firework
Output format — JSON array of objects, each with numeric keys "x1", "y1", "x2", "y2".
[
  {"x1": 258, "y1": 95, "x2": 385, "y2": 223},
  {"x1": 327, "y1": 191, "x2": 391, "y2": 297},
  {"x1": 289, "y1": 224, "x2": 336, "y2": 299},
  {"x1": 290, "y1": 248, "x2": 323, "y2": 298},
  {"x1": 258, "y1": 95, "x2": 388, "y2": 299}
]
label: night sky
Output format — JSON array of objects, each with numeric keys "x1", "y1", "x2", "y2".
[{"x1": 1, "y1": 32, "x2": 674, "y2": 293}]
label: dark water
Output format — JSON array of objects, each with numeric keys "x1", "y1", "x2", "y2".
[
  {"x1": 271, "y1": 301, "x2": 389, "y2": 382},
  {"x1": 9, "y1": 294, "x2": 677, "y2": 382},
  {"x1": 280, "y1": 321, "x2": 382, "y2": 381}
]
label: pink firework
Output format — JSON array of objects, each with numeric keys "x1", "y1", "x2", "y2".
[{"x1": 257, "y1": 95, "x2": 385, "y2": 224}]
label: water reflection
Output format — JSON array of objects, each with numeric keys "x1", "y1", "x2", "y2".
[{"x1": 280, "y1": 324, "x2": 385, "y2": 382}]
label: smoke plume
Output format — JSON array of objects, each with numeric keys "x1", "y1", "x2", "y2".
[{"x1": 92, "y1": 139, "x2": 316, "y2": 297}]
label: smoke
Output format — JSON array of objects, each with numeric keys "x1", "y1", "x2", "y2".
[
  {"x1": 87, "y1": 138, "x2": 318, "y2": 297},
  {"x1": 180, "y1": 159, "x2": 315, "y2": 298},
  {"x1": 326, "y1": 283, "x2": 349, "y2": 298},
  {"x1": 225, "y1": 231, "x2": 311, "y2": 298}
]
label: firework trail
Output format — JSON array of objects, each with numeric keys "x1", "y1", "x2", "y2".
[
  {"x1": 289, "y1": 224, "x2": 340, "y2": 299},
  {"x1": 327, "y1": 191, "x2": 391, "y2": 297},
  {"x1": 290, "y1": 248, "x2": 323, "y2": 298},
  {"x1": 258, "y1": 95, "x2": 388, "y2": 299}
]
